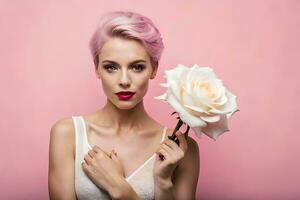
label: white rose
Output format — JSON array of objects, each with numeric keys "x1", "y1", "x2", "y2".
[{"x1": 154, "y1": 64, "x2": 239, "y2": 141}]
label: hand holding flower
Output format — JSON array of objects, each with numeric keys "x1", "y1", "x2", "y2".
[{"x1": 153, "y1": 131, "x2": 188, "y2": 185}]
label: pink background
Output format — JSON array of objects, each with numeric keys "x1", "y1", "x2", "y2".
[{"x1": 1, "y1": 0, "x2": 299, "y2": 199}]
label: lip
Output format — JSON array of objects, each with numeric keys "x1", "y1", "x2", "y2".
[
  {"x1": 115, "y1": 91, "x2": 136, "y2": 100},
  {"x1": 116, "y1": 91, "x2": 135, "y2": 95}
]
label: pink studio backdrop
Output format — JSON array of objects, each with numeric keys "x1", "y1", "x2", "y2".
[{"x1": 0, "y1": 1, "x2": 299, "y2": 199}]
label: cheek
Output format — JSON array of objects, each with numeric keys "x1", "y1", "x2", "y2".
[
  {"x1": 136, "y1": 79, "x2": 150, "y2": 95},
  {"x1": 100, "y1": 78, "x2": 114, "y2": 96},
  {"x1": 134, "y1": 72, "x2": 151, "y2": 91}
]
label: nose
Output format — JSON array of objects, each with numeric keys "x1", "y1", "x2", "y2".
[{"x1": 119, "y1": 69, "x2": 131, "y2": 88}]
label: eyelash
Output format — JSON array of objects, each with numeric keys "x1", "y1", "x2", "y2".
[{"x1": 103, "y1": 64, "x2": 145, "y2": 72}]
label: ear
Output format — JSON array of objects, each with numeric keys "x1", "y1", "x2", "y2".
[
  {"x1": 95, "y1": 67, "x2": 101, "y2": 79},
  {"x1": 94, "y1": 56, "x2": 101, "y2": 79},
  {"x1": 150, "y1": 61, "x2": 158, "y2": 79}
]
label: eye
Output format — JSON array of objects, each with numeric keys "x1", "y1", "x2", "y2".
[
  {"x1": 132, "y1": 64, "x2": 145, "y2": 72},
  {"x1": 103, "y1": 64, "x2": 117, "y2": 72}
]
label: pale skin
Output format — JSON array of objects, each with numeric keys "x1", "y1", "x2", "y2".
[{"x1": 48, "y1": 37, "x2": 200, "y2": 199}]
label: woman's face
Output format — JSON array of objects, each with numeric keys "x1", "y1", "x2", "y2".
[{"x1": 96, "y1": 37, "x2": 157, "y2": 110}]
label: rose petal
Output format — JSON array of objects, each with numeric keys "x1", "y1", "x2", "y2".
[
  {"x1": 201, "y1": 114, "x2": 230, "y2": 141},
  {"x1": 209, "y1": 107, "x2": 231, "y2": 115},
  {"x1": 191, "y1": 126, "x2": 203, "y2": 138},
  {"x1": 167, "y1": 91, "x2": 207, "y2": 127},
  {"x1": 180, "y1": 69, "x2": 189, "y2": 82},
  {"x1": 169, "y1": 80, "x2": 182, "y2": 101},
  {"x1": 182, "y1": 92, "x2": 202, "y2": 111},
  {"x1": 219, "y1": 90, "x2": 238, "y2": 114},
  {"x1": 153, "y1": 93, "x2": 167, "y2": 101},
  {"x1": 200, "y1": 114, "x2": 221, "y2": 123},
  {"x1": 165, "y1": 64, "x2": 188, "y2": 82},
  {"x1": 213, "y1": 79, "x2": 225, "y2": 100},
  {"x1": 182, "y1": 87, "x2": 212, "y2": 110},
  {"x1": 192, "y1": 64, "x2": 214, "y2": 75},
  {"x1": 186, "y1": 84, "x2": 213, "y2": 109},
  {"x1": 227, "y1": 107, "x2": 240, "y2": 118},
  {"x1": 214, "y1": 82, "x2": 227, "y2": 103},
  {"x1": 185, "y1": 67, "x2": 195, "y2": 91},
  {"x1": 214, "y1": 91, "x2": 228, "y2": 106},
  {"x1": 183, "y1": 104, "x2": 207, "y2": 113},
  {"x1": 190, "y1": 67, "x2": 216, "y2": 81},
  {"x1": 160, "y1": 83, "x2": 169, "y2": 88}
]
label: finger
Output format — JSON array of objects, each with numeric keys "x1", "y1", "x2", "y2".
[
  {"x1": 160, "y1": 143, "x2": 175, "y2": 159},
  {"x1": 92, "y1": 145, "x2": 110, "y2": 157},
  {"x1": 84, "y1": 154, "x2": 93, "y2": 164},
  {"x1": 164, "y1": 134, "x2": 185, "y2": 157},
  {"x1": 88, "y1": 149, "x2": 97, "y2": 158},
  {"x1": 110, "y1": 150, "x2": 114, "y2": 159},
  {"x1": 92, "y1": 145, "x2": 102, "y2": 154},
  {"x1": 156, "y1": 148, "x2": 170, "y2": 161},
  {"x1": 110, "y1": 150, "x2": 120, "y2": 163},
  {"x1": 163, "y1": 139, "x2": 179, "y2": 151},
  {"x1": 162, "y1": 143, "x2": 183, "y2": 164},
  {"x1": 176, "y1": 131, "x2": 188, "y2": 153},
  {"x1": 81, "y1": 161, "x2": 90, "y2": 173}
]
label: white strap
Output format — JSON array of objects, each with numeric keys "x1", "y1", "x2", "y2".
[
  {"x1": 72, "y1": 116, "x2": 86, "y2": 163},
  {"x1": 160, "y1": 127, "x2": 167, "y2": 142}
]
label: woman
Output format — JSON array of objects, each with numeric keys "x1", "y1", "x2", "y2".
[{"x1": 48, "y1": 11, "x2": 200, "y2": 200}]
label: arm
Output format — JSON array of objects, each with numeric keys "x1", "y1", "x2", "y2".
[
  {"x1": 48, "y1": 118, "x2": 141, "y2": 200},
  {"x1": 82, "y1": 159, "x2": 141, "y2": 200},
  {"x1": 108, "y1": 178, "x2": 141, "y2": 200},
  {"x1": 154, "y1": 136, "x2": 200, "y2": 200},
  {"x1": 172, "y1": 136, "x2": 200, "y2": 199},
  {"x1": 48, "y1": 118, "x2": 77, "y2": 200}
]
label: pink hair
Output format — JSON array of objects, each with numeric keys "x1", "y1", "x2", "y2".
[{"x1": 89, "y1": 11, "x2": 164, "y2": 69}]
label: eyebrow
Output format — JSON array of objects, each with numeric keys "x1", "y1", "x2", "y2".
[{"x1": 102, "y1": 59, "x2": 146, "y2": 65}]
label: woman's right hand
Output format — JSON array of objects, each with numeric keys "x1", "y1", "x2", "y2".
[{"x1": 82, "y1": 146, "x2": 126, "y2": 195}]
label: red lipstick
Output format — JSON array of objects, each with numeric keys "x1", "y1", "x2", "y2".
[{"x1": 115, "y1": 91, "x2": 136, "y2": 100}]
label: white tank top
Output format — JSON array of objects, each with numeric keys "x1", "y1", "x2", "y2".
[{"x1": 72, "y1": 116, "x2": 167, "y2": 200}]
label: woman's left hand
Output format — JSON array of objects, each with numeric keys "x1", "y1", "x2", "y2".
[
  {"x1": 81, "y1": 146, "x2": 125, "y2": 193},
  {"x1": 153, "y1": 130, "x2": 188, "y2": 183}
]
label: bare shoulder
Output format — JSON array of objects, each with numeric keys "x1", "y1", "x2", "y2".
[
  {"x1": 49, "y1": 117, "x2": 76, "y2": 157},
  {"x1": 51, "y1": 117, "x2": 75, "y2": 136},
  {"x1": 48, "y1": 117, "x2": 77, "y2": 199}
]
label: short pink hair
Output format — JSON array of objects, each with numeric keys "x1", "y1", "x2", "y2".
[{"x1": 89, "y1": 11, "x2": 164, "y2": 69}]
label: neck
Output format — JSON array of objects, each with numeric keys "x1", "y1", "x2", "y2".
[{"x1": 99, "y1": 98, "x2": 152, "y2": 134}]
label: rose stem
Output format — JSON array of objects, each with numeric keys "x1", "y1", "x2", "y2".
[
  {"x1": 168, "y1": 118, "x2": 191, "y2": 145},
  {"x1": 168, "y1": 118, "x2": 183, "y2": 145},
  {"x1": 184, "y1": 125, "x2": 190, "y2": 140}
]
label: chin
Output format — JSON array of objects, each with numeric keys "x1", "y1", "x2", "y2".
[
  {"x1": 116, "y1": 103, "x2": 136, "y2": 110},
  {"x1": 111, "y1": 99, "x2": 134, "y2": 109}
]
